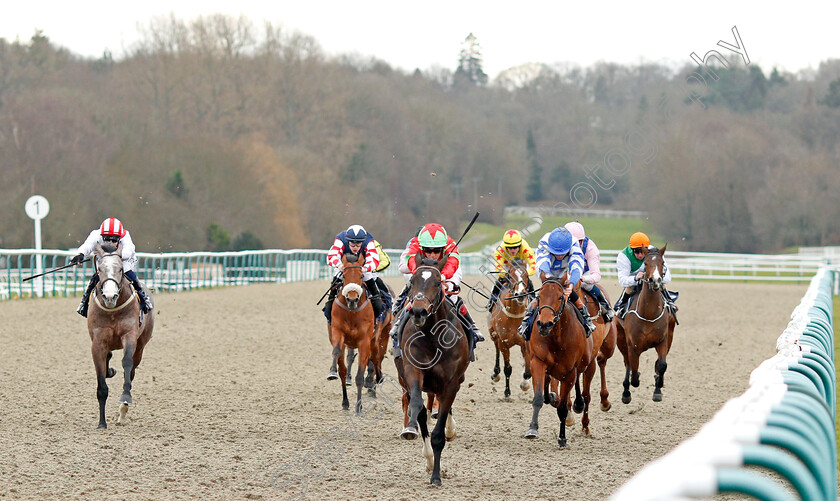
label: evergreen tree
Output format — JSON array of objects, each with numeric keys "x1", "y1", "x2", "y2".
[
  {"x1": 525, "y1": 128, "x2": 543, "y2": 201},
  {"x1": 820, "y1": 78, "x2": 840, "y2": 108},
  {"x1": 454, "y1": 33, "x2": 488, "y2": 86}
]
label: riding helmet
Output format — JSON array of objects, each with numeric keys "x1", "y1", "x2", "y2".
[
  {"x1": 629, "y1": 232, "x2": 650, "y2": 249},
  {"x1": 502, "y1": 229, "x2": 523, "y2": 248},
  {"x1": 346, "y1": 224, "x2": 367, "y2": 242},
  {"x1": 546, "y1": 227, "x2": 573, "y2": 255},
  {"x1": 100, "y1": 218, "x2": 126, "y2": 238},
  {"x1": 564, "y1": 222, "x2": 586, "y2": 241}
]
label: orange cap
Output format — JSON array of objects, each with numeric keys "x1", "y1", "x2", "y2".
[{"x1": 629, "y1": 232, "x2": 650, "y2": 249}]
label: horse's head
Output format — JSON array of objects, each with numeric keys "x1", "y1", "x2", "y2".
[
  {"x1": 507, "y1": 260, "x2": 530, "y2": 306},
  {"x1": 340, "y1": 253, "x2": 366, "y2": 310},
  {"x1": 642, "y1": 244, "x2": 667, "y2": 292},
  {"x1": 535, "y1": 273, "x2": 567, "y2": 337},
  {"x1": 408, "y1": 257, "x2": 446, "y2": 329},
  {"x1": 95, "y1": 244, "x2": 125, "y2": 308}
]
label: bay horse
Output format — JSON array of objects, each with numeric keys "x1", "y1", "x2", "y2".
[
  {"x1": 488, "y1": 260, "x2": 532, "y2": 398},
  {"x1": 616, "y1": 245, "x2": 676, "y2": 403},
  {"x1": 576, "y1": 284, "x2": 618, "y2": 413},
  {"x1": 88, "y1": 243, "x2": 154, "y2": 429},
  {"x1": 344, "y1": 282, "x2": 393, "y2": 397},
  {"x1": 394, "y1": 254, "x2": 469, "y2": 486},
  {"x1": 524, "y1": 274, "x2": 595, "y2": 447},
  {"x1": 327, "y1": 252, "x2": 377, "y2": 413}
]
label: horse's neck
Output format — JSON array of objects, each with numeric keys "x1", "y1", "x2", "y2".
[{"x1": 635, "y1": 283, "x2": 664, "y2": 315}]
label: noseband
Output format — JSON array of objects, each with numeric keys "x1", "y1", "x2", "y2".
[{"x1": 641, "y1": 252, "x2": 665, "y2": 290}]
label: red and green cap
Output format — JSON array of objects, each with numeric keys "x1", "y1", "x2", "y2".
[{"x1": 418, "y1": 223, "x2": 448, "y2": 249}]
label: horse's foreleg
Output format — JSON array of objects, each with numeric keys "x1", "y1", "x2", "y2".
[
  {"x1": 92, "y1": 345, "x2": 109, "y2": 429},
  {"x1": 345, "y1": 348, "x2": 356, "y2": 386},
  {"x1": 526, "y1": 359, "x2": 546, "y2": 439},
  {"x1": 491, "y1": 337, "x2": 501, "y2": 382},
  {"x1": 520, "y1": 342, "x2": 532, "y2": 381},
  {"x1": 105, "y1": 351, "x2": 116, "y2": 378},
  {"x1": 354, "y1": 342, "x2": 372, "y2": 416},
  {"x1": 598, "y1": 352, "x2": 611, "y2": 411},
  {"x1": 402, "y1": 383, "x2": 423, "y2": 440},
  {"x1": 337, "y1": 345, "x2": 349, "y2": 410},
  {"x1": 120, "y1": 341, "x2": 136, "y2": 405},
  {"x1": 502, "y1": 346, "x2": 513, "y2": 399},
  {"x1": 653, "y1": 343, "x2": 668, "y2": 402},
  {"x1": 580, "y1": 361, "x2": 596, "y2": 435},
  {"x1": 628, "y1": 344, "x2": 641, "y2": 388},
  {"x1": 556, "y1": 372, "x2": 576, "y2": 447},
  {"x1": 572, "y1": 374, "x2": 584, "y2": 414},
  {"x1": 622, "y1": 367, "x2": 632, "y2": 404},
  {"x1": 429, "y1": 394, "x2": 456, "y2": 486}
]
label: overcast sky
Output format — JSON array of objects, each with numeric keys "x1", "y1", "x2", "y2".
[{"x1": 2, "y1": 1, "x2": 836, "y2": 78}]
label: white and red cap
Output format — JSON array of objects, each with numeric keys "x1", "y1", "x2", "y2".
[{"x1": 100, "y1": 217, "x2": 126, "y2": 238}]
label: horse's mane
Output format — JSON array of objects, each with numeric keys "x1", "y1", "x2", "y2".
[{"x1": 345, "y1": 252, "x2": 361, "y2": 262}]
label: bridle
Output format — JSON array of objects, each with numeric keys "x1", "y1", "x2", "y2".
[
  {"x1": 409, "y1": 266, "x2": 445, "y2": 319},
  {"x1": 627, "y1": 251, "x2": 668, "y2": 322},
  {"x1": 97, "y1": 252, "x2": 125, "y2": 297},
  {"x1": 535, "y1": 278, "x2": 567, "y2": 334}
]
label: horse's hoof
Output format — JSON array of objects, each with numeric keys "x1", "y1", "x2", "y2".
[
  {"x1": 342, "y1": 402, "x2": 350, "y2": 411},
  {"x1": 601, "y1": 402, "x2": 612, "y2": 412},
  {"x1": 119, "y1": 394, "x2": 132, "y2": 405},
  {"x1": 117, "y1": 403, "x2": 129, "y2": 425},
  {"x1": 345, "y1": 377, "x2": 353, "y2": 386},
  {"x1": 652, "y1": 393, "x2": 662, "y2": 402},
  {"x1": 326, "y1": 371, "x2": 339, "y2": 381},
  {"x1": 430, "y1": 410, "x2": 439, "y2": 420},
  {"x1": 504, "y1": 390, "x2": 511, "y2": 399},
  {"x1": 430, "y1": 477, "x2": 442, "y2": 487},
  {"x1": 445, "y1": 431, "x2": 457, "y2": 442},
  {"x1": 557, "y1": 437, "x2": 567, "y2": 448},
  {"x1": 367, "y1": 388, "x2": 377, "y2": 397},
  {"x1": 400, "y1": 427, "x2": 418, "y2": 440},
  {"x1": 621, "y1": 393, "x2": 631, "y2": 404},
  {"x1": 97, "y1": 423, "x2": 107, "y2": 430},
  {"x1": 524, "y1": 429, "x2": 538, "y2": 439},
  {"x1": 491, "y1": 374, "x2": 501, "y2": 383},
  {"x1": 106, "y1": 368, "x2": 116, "y2": 378},
  {"x1": 573, "y1": 400, "x2": 584, "y2": 414}
]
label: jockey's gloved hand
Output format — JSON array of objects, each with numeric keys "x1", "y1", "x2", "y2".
[{"x1": 70, "y1": 253, "x2": 85, "y2": 265}]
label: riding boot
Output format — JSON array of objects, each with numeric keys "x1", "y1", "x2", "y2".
[
  {"x1": 613, "y1": 291, "x2": 628, "y2": 319},
  {"x1": 587, "y1": 285, "x2": 615, "y2": 321},
  {"x1": 130, "y1": 279, "x2": 153, "y2": 314},
  {"x1": 485, "y1": 279, "x2": 502, "y2": 311},
  {"x1": 393, "y1": 285, "x2": 409, "y2": 315},
  {"x1": 661, "y1": 287, "x2": 679, "y2": 324},
  {"x1": 390, "y1": 310, "x2": 410, "y2": 358},
  {"x1": 518, "y1": 299, "x2": 537, "y2": 340},
  {"x1": 77, "y1": 274, "x2": 100, "y2": 317},
  {"x1": 375, "y1": 277, "x2": 392, "y2": 312},
  {"x1": 365, "y1": 279, "x2": 384, "y2": 319},
  {"x1": 574, "y1": 298, "x2": 595, "y2": 338},
  {"x1": 323, "y1": 286, "x2": 338, "y2": 324}
]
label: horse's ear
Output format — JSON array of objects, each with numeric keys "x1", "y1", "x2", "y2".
[
  {"x1": 414, "y1": 252, "x2": 423, "y2": 269},
  {"x1": 436, "y1": 253, "x2": 448, "y2": 272},
  {"x1": 660, "y1": 243, "x2": 667, "y2": 255},
  {"x1": 356, "y1": 251, "x2": 365, "y2": 265}
]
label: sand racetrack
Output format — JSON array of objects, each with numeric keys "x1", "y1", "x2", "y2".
[{"x1": 0, "y1": 278, "x2": 808, "y2": 500}]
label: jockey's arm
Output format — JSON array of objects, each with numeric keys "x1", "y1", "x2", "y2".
[
  {"x1": 363, "y1": 240, "x2": 380, "y2": 273},
  {"x1": 76, "y1": 229, "x2": 102, "y2": 257},
  {"x1": 616, "y1": 253, "x2": 638, "y2": 288},
  {"x1": 522, "y1": 243, "x2": 537, "y2": 276},
  {"x1": 581, "y1": 243, "x2": 602, "y2": 284},
  {"x1": 119, "y1": 231, "x2": 136, "y2": 262},
  {"x1": 326, "y1": 238, "x2": 344, "y2": 270},
  {"x1": 662, "y1": 259, "x2": 673, "y2": 284}
]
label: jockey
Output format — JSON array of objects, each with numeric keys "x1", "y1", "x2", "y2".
[
  {"x1": 390, "y1": 223, "x2": 484, "y2": 362},
  {"x1": 613, "y1": 232, "x2": 677, "y2": 318},
  {"x1": 71, "y1": 217, "x2": 153, "y2": 317},
  {"x1": 485, "y1": 229, "x2": 536, "y2": 312},
  {"x1": 391, "y1": 226, "x2": 425, "y2": 314},
  {"x1": 323, "y1": 224, "x2": 391, "y2": 323},
  {"x1": 564, "y1": 221, "x2": 614, "y2": 321},
  {"x1": 518, "y1": 227, "x2": 595, "y2": 339}
]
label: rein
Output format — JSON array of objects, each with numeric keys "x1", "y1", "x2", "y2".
[{"x1": 536, "y1": 278, "x2": 567, "y2": 329}]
